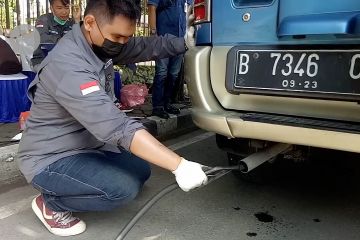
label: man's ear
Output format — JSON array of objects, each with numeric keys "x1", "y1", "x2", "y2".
[{"x1": 83, "y1": 15, "x2": 96, "y2": 32}]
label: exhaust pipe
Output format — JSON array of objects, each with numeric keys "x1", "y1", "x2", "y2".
[{"x1": 239, "y1": 143, "x2": 292, "y2": 173}]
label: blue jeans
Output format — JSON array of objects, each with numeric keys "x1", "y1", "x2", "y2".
[
  {"x1": 31, "y1": 151, "x2": 151, "y2": 212},
  {"x1": 152, "y1": 54, "x2": 184, "y2": 109}
]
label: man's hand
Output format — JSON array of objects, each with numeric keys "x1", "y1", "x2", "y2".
[
  {"x1": 184, "y1": 6, "x2": 195, "y2": 48},
  {"x1": 72, "y1": 5, "x2": 81, "y2": 23},
  {"x1": 172, "y1": 158, "x2": 208, "y2": 192}
]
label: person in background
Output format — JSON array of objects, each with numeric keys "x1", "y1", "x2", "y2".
[
  {"x1": 31, "y1": 0, "x2": 80, "y2": 71},
  {"x1": 148, "y1": 0, "x2": 193, "y2": 119},
  {"x1": 0, "y1": 38, "x2": 22, "y2": 75}
]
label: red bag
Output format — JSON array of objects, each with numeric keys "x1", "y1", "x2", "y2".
[{"x1": 120, "y1": 84, "x2": 148, "y2": 108}]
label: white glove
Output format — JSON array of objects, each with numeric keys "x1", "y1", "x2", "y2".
[
  {"x1": 172, "y1": 158, "x2": 208, "y2": 192},
  {"x1": 184, "y1": 25, "x2": 195, "y2": 48},
  {"x1": 184, "y1": 7, "x2": 195, "y2": 48}
]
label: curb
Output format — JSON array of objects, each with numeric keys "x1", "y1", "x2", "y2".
[
  {"x1": 0, "y1": 109, "x2": 196, "y2": 185},
  {"x1": 142, "y1": 108, "x2": 197, "y2": 140}
]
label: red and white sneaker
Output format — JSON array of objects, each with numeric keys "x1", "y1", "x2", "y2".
[{"x1": 31, "y1": 195, "x2": 86, "y2": 236}]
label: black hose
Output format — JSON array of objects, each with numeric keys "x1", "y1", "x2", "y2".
[
  {"x1": 114, "y1": 166, "x2": 238, "y2": 240},
  {"x1": 115, "y1": 183, "x2": 179, "y2": 240}
]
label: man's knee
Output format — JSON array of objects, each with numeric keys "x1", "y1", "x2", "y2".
[
  {"x1": 104, "y1": 193, "x2": 138, "y2": 210},
  {"x1": 155, "y1": 68, "x2": 168, "y2": 79},
  {"x1": 155, "y1": 60, "x2": 169, "y2": 76},
  {"x1": 138, "y1": 161, "x2": 151, "y2": 183},
  {"x1": 168, "y1": 63, "x2": 182, "y2": 78},
  {"x1": 103, "y1": 177, "x2": 142, "y2": 207}
]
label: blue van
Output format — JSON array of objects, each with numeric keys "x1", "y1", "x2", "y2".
[{"x1": 185, "y1": 0, "x2": 360, "y2": 170}]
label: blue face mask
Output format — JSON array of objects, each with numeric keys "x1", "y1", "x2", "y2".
[{"x1": 54, "y1": 15, "x2": 68, "y2": 25}]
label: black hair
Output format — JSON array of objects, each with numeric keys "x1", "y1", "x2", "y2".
[
  {"x1": 84, "y1": 0, "x2": 141, "y2": 23},
  {"x1": 49, "y1": 0, "x2": 70, "y2": 6}
]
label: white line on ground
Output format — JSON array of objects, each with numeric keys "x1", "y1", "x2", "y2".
[
  {"x1": 0, "y1": 195, "x2": 36, "y2": 220},
  {"x1": 168, "y1": 131, "x2": 215, "y2": 151}
]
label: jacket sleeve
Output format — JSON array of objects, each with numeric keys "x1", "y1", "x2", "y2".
[
  {"x1": 113, "y1": 34, "x2": 187, "y2": 64},
  {"x1": 40, "y1": 61, "x2": 145, "y2": 151}
]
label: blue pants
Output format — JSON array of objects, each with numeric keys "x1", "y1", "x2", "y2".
[
  {"x1": 31, "y1": 151, "x2": 151, "y2": 212},
  {"x1": 152, "y1": 55, "x2": 183, "y2": 109}
]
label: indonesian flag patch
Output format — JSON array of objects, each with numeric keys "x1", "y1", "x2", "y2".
[
  {"x1": 80, "y1": 81, "x2": 100, "y2": 96},
  {"x1": 35, "y1": 21, "x2": 44, "y2": 28}
]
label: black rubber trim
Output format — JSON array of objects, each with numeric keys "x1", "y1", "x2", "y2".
[{"x1": 239, "y1": 112, "x2": 360, "y2": 134}]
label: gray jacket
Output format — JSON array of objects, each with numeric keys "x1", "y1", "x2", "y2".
[{"x1": 18, "y1": 23, "x2": 187, "y2": 182}]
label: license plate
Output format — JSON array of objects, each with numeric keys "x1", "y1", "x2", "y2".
[{"x1": 225, "y1": 45, "x2": 360, "y2": 101}]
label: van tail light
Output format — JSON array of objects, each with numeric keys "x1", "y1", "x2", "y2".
[{"x1": 194, "y1": 0, "x2": 211, "y2": 24}]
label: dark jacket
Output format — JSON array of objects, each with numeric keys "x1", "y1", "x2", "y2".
[{"x1": 31, "y1": 13, "x2": 75, "y2": 66}]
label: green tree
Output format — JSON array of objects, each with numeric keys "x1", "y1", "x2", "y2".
[
  {"x1": 15, "y1": 0, "x2": 20, "y2": 25},
  {"x1": 0, "y1": 0, "x2": 4, "y2": 30},
  {"x1": 36, "y1": 0, "x2": 40, "y2": 18},
  {"x1": 26, "y1": 0, "x2": 31, "y2": 24},
  {"x1": 4, "y1": 0, "x2": 9, "y2": 28}
]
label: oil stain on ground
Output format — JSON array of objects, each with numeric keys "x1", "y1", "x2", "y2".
[
  {"x1": 254, "y1": 212, "x2": 274, "y2": 223},
  {"x1": 246, "y1": 232, "x2": 257, "y2": 237}
]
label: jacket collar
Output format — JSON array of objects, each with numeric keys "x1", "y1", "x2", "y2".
[{"x1": 72, "y1": 23, "x2": 105, "y2": 73}]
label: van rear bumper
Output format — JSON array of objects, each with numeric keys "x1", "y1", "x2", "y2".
[
  {"x1": 192, "y1": 110, "x2": 360, "y2": 153},
  {"x1": 185, "y1": 46, "x2": 360, "y2": 153}
]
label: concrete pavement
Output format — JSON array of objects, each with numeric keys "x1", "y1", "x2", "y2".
[{"x1": 1, "y1": 130, "x2": 360, "y2": 240}]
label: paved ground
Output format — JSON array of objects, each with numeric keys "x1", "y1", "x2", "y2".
[
  {"x1": 0, "y1": 123, "x2": 19, "y2": 147},
  {"x1": 0, "y1": 129, "x2": 360, "y2": 240}
]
